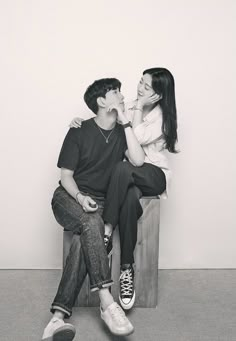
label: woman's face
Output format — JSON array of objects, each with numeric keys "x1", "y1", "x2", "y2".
[{"x1": 137, "y1": 73, "x2": 155, "y2": 99}]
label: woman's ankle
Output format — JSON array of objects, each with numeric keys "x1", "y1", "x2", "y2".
[
  {"x1": 121, "y1": 263, "x2": 133, "y2": 270},
  {"x1": 104, "y1": 223, "x2": 113, "y2": 236}
]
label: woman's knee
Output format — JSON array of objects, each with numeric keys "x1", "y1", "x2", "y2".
[
  {"x1": 113, "y1": 161, "x2": 134, "y2": 177},
  {"x1": 126, "y1": 186, "x2": 141, "y2": 205},
  {"x1": 122, "y1": 187, "x2": 143, "y2": 218}
]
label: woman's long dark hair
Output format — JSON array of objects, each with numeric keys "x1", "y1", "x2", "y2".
[{"x1": 143, "y1": 68, "x2": 178, "y2": 153}]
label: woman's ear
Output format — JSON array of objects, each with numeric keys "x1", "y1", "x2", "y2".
[{"x1": 97, "y1": 97, "x2": 106, "y2": 108}]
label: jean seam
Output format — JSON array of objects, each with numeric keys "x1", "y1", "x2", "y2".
[
  {"x1": 51, "y1": 303, "x2": 72, "y2": 317},
  {"x1": 53, "y1": 197, "x2": 83, "y2": 219},
  {"x1": 90, "y1": 279, "x2": 113, "y2": 292}
]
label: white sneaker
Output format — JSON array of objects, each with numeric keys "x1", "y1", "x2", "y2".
[
  {"x1": 42, "y1": 317, "x2": 76, "y2": 341},
  {"x1": 100, "y1": 302, "x2": 134, "y2": 336}
]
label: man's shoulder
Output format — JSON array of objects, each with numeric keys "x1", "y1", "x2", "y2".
[
  {"x1": 67, "y1": 118, "x2": 94, "y2": 137},
  {"x1": 81, "y1": 117, "x2": 94, "y2": 127}
]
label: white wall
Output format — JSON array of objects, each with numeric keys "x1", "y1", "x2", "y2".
[{"x1": 0, "y1": 0, "x2": 235, "y2": 269}]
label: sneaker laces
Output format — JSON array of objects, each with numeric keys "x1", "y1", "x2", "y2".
[{"x1": 120, "y1": 268, "x2": 133, "y2": 296}]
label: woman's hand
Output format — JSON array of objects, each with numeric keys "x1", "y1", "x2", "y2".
[
  {"x1": 69, "y1": 117, "x2": 84, "y2": 128},
  {"x1": 136, "y1": 93, "x2": 160, "y2": 110}
]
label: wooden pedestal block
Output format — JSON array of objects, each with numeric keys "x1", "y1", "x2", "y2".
[{"x1": 63, "y1": 197, "x2": 160, "y2": 308}]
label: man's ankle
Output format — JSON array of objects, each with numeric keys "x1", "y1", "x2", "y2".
[
  {"x1": 99, "y1": 288, "x2": 114, "y2": 311},
  {"x1": 54, "y1": 310, "x2": 65, "y2": 320}
]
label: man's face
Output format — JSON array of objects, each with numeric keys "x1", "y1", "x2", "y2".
[{"x1": 105, "y1": 88, "x2": 125, "y2": 111}]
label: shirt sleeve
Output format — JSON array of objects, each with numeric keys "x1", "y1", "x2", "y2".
[
  {"x1": 133, "y1": 119, "x2": 163, "y2": 146},
  {"x1": 57, "y1": 128, "x2": 80, "y2": 170}
]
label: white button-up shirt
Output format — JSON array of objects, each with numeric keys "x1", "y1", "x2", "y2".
[{"x1": 125, "y1": 101, "x2": 171, "y2": 198}]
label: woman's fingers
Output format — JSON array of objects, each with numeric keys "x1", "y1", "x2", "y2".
[
  {"x1": 75, "y1": 118, "x2": 83, "y2": 127},
  {"x1": 69, "y1": 117, "x2": 83, "y2": 128},
  {"x1": 150, "y1": 94, "x2": 159, "y2": 102},
  {"x1": 69, "y1": 122, "x2": 79, "y2": 128}
]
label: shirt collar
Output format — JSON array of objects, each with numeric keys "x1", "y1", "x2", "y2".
[{"x1": 143, "y1": 104, "x2": 162, "y2": 122}]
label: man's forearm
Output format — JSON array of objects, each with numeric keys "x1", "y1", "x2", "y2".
[{"x1": 61, "y1": 169, "x2": 85, "y2": 205}]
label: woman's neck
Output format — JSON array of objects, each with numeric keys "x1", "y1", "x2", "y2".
[{"x1": 142, "y1": 103, "x2": 157, "y2": 117}]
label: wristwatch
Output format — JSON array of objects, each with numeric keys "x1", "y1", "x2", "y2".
[{"x1": 122, "y1": 121, "x2": 132, "y2": 129}]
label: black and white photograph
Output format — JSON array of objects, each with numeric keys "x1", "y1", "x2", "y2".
[{"x1": 0, "y1": 1, "x2": 235, "y2": 340}]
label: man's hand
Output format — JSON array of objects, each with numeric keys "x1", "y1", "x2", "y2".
[
  {"x1": 69, "y1": 117, "x2": 84, "y2": 128},
  {"x1": 136, "y1": 93, "x2": 160, "y2": 110},
  {"x1": 77, "y1": 193, "x2": 98, "y2": 212},
  {"x1": 108, "y1": 104, "x2": 128, "y2": 125}
]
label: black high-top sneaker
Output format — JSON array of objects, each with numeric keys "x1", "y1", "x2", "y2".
[{"x1": 119, "y1": 265, "x2": 135, "y2": 310}]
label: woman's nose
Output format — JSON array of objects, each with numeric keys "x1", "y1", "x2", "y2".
[{"x1": 138, "y1": 84, "x2": 143, "y2": 93}]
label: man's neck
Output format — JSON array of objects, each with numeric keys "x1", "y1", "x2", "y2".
[{"x1": 94, "y1": 111, "x2": 117, "y2": 130}]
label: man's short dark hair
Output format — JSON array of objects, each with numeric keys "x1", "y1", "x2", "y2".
[{"x1": 84, "y1": 78, "x2": 121, "y2": 114}]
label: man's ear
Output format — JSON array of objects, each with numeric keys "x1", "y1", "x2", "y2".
[{"x1": 97, "y1": 97, "x2": 106, "y2": 108}]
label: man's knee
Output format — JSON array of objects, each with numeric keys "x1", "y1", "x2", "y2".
[
  {"x1": 81, "y1": 213, "x2": 104, "y2": 235},
  {"x1": 70, "y1": 233, "x2": 81, "y2": 253}
]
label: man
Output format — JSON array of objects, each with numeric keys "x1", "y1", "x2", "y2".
[{"x1": 42, "y1": 78, "x2": 144, "y2": 340}]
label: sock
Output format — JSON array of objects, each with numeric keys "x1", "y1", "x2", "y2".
[{"x1": 121, "y1": 264, "x2": 133, "y2": 271}]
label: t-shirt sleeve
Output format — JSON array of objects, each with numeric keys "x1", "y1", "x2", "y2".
[{"x1": 57, "y1": 128, "x2": 80, "y2": 170}]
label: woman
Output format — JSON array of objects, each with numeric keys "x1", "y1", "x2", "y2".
[{"x1": 70, "y1": 67, "x2": 178, "y2": 310}]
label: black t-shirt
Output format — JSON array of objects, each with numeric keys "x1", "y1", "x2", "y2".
[{"x1": 57, "y1": 118, "x2": 127, "y2": 197}]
